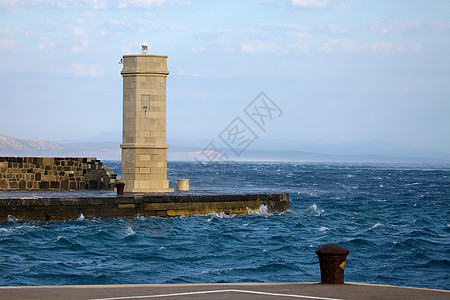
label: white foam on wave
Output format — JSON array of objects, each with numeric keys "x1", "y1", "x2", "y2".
[
  {"x1": 7, "y1": 215, "x2": 19, "y2": 222},
  {"x1": 319, "y1": 226, "x2": 329, "y2": 232},
  {"x1": 202, "y1": 267, "x2": 233, "y2": 275},
  {"x1": 124, "y1": 226, "x2": 136, "y2": 238},
  {"x1": 206, "y1": 212, "x2": 235, "y2": 222},
  {"x1": 77, "y1": 213, "x2": 85, "y2": 221},
  {"x1": 247, "y1": 204, "x2": 271, "y2": 216},
  {"x1": 371, "y1": 223, "x2": 384, "y2": 230},
  {"x1": 308, "y1": 204, "x2": 324, "y2": 216},
  {"x1": 297, "y1": 191, "x2": 319, "y2": 197},
  {"x1": 134, "y1": 214, "x2": 147, "y2": 220}
]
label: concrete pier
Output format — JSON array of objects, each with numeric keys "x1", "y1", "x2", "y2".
[
  {"x1": 0, "y1": 282, "x2": 448, "y2": 300},
  {"x1": 0, "y1": 192, "x2": 289, "y2": 221}
]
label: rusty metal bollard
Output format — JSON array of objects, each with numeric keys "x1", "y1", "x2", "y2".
[
  {"x1": 116, "y1": 182, "x2": 125, "y2": 195},
  {"x1": 316, "y1": 244, "x2": 350, "y2": 284}
]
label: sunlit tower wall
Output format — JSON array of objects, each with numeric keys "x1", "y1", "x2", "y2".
[{"x1": 120, "y1": 53, "x2": 173, "y2": 193}]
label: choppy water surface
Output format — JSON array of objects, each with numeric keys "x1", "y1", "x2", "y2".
[{"x1": 0, "y1": 161, "x2": 449, "y2": 289}]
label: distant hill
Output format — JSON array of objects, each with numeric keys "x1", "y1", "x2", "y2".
[
  {"x1": 167, "y1": 137, "x2": 450, "y2": 163},
  {"x1": 0, "y1": 134, "x2": 120, "y2": 160},
  {"x1": 1, "y1": 133, "x2": 449, "y2": 164},
  {"x1": 248, "y1": 139, "x2": 450, "y2": 161},
  {"x1": 62, "y1": 142, "x2": 120, "y2": 160},
  {"x1": 0, "y1": 134, "x2": 65, "y2": 156},
  {"x1": 167, "y1": 145, "x2": 450, "y2": 164}
]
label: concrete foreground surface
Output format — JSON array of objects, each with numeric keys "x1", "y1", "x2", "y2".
[{"x1": 0, "y1": 282, "x2": 448, "y2": 300}]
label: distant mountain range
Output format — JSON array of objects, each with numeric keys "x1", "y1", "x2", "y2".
[
  {"x1": 0, "y1": 134, "x2": 120, "y2": 160},
  {"x1": 0, "y1": 134, "x2": 64, "y2": 154},
  {"x1": 1, "y1": 133, "x2": 450, "y2": 164},
  {"x1": 169, "y1": 145, "x2": 450, "y2": 164}
]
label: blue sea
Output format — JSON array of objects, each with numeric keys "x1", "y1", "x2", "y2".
[{"x1": 0, "y1": 161, "x2": 449, "y2": 290}]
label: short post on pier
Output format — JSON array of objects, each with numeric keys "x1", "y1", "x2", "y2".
[
  {"x1": 177, "y1": 179, "x2": 189, "y2": 191},
  {"x1": 316, "y1": 243, "x2": 350, "y2": 284},
  {"x1": 116, "y1": 182, "x2": 125, "y2": 195}
]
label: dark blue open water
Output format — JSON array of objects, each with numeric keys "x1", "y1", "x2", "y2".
[{"x1": 0, "y1": 161, "x2": 449, "y2": 289}]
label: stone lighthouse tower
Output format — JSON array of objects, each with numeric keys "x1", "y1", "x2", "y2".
[{"x1": 120, "y1": 44, "x2": 173, "y2": 193}]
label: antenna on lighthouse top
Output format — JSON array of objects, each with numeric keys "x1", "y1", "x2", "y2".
[{"x1": 141, "y1": 42, "x2": 148, "y2": 54}]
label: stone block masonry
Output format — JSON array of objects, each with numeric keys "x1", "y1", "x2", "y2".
[
  {"x1": 0, "y1": 157, "x2": 117, "y2": 190},
  {"x1": 120, "y1": 54, "x2": 173, "y2": 193}
]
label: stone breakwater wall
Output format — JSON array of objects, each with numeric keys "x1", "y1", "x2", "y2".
[
  {"x1": 0, "y1": 157, "x2": 117, "y2": 190},
  {"x1": 0, "y1": 193, "x2": 289, "y2": 221}
]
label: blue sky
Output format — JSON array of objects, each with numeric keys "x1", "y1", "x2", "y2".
[{"x1": 1, "y1": 0, "x2": 449, "y2": 154}]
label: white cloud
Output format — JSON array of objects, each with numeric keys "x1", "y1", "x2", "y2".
[
  {"x1": 198, "y1": 25, "x2": 313, "y2": 55},
  {"x1": 38, "y1": 38, "x2": 54, "y2": 50},
  {"x1": 189, "y1": 46, "x2": 204, "y2": 54},
  {"x1": 0, "y1": 0, "x2": 21, "y2": 12},
  {"x1": 241, "y1": 44, "x2": 255, "y2": 54},
  {"x1": 238, "y1": 23, "x2": 312, "y2": 54},
  {"x1": 67, "y1": 25, "x2": 91, "y2": 53},
  {"x1": 72, "y1": 26, "x2": 85, "y2": 36},
  {"x1": 369, "y1": 20, "x2": 450, "y2": 35},
  {"x1": 176, "y1": 69, "x2": 200, "y2": 77},
  {"x1": 196, "y1": 23, "x2": 315, "y2": 55},
  {"x1": 103, "y1": 18, "x2": 182, "y2": 32},
  {"x1": 115, "y1": 0, "x2": 190, "y2": 8},
  {"x1": 289, "y1": 0, "x2": 349, "y2": 11},
  {"x1": 291, "y1": 0, "x2": 328, "y2": 8},
  {"x1": 241, "y1": 40, "x2": 271, "y2": 54},
  {"x1": 67, "y1": 62, "x2": 103, "y2": 76},
  {"x1": 240, "y1": 22, "x2": 349, "y2": 55},
  {"x1": 0, "y1": 38, "x2": 18, "y2": 50},
  {"x1": 136, "y1": 19, "x2": 158, "y2": 32},
  {"x1": 106, "y1": 19, "x2": 122, "y2": 26},
  {"x1": 197, "y1": 29, "x2": 236, "y2": 53},
  {"x1": 71, "y1": 39, "x2": 90, "y2": 53},
  {"x1": 319, "y1": 38, "x2": 422, "y2": 55},
  {"x1": 0, "y1": 27, "x2": 40, "y2": 37},
  {"x1": 164, "y1": 22, "x2": 186, "y2": 31},
  {"x1": 0, "y1": 0, "x2": 190, "y2": 10},
  {"x1": 99, "y1": 30, "x2": 124, "y2": 38},
  {"x1": 326, "y1": 24, "x2": 346, "y2": 34},
  {"x1": 427, "y1": 21, "x2": 450, "y2": 34},
  {"x1": 0, "y1": 28, "x2": 41, "y2": 50},
  {"x1": 256, "y1": 22, "x2": 309, "y2": 36},
  {"x1": 116, "y1": 0, "x2": 165, "y2": 8},
  {"x1": 82, "y1": 0, "x2": 108, "y2": 9}
]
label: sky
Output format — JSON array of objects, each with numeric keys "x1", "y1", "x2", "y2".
[{"x1": 1, "y1": 0, "x2": 449, "y2": 154}]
